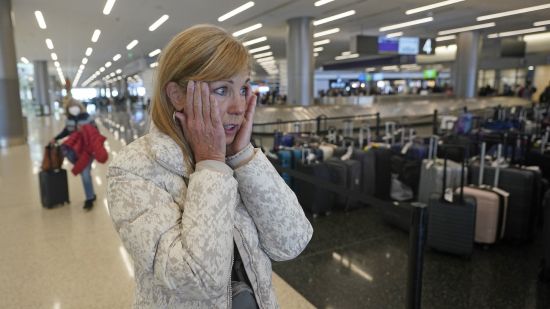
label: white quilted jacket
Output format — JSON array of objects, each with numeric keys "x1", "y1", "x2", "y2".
[{"x1": 107, "y1": 126, "x2": 313, "y2": 308}]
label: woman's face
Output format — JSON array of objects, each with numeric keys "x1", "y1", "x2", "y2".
[{"x1": 207, "y1": 71, "x2": 250, "y2": 145}]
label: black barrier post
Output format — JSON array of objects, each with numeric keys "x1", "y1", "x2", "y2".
[
  {"x1": 376, "y1": 112, "x2": 381, "y2": 138},
  {"x1": 406, "y1": 202, "x2": 428, "y2": 309},
  {"x1": 432, "y1": 109, "x2": 438, "y2": 135}
]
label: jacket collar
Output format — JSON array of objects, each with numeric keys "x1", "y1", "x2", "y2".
[{"x1": 148, "y1": 124, "x2": 192, "y2": 178}]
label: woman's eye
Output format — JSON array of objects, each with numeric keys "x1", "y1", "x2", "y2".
[
  {"x1": 240, "y1": 87, "x2": 248, "y2": 96},
  {"x1": 213, "y1": 87, "x2": 227, "y2": 96}
]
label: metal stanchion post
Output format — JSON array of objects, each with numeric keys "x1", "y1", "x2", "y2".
[
  {"x1": 376, "y1": 112, "x2": 381, "y2": 138},
  {"x1": 406, "y1": 202, "x2": 428, "y2": 309},
  {"x1": 432, "y1": 109, "x2": 438, "y2": 135}
]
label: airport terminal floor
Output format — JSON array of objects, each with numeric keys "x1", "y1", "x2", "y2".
[{"x1": 2, "y1": 106, "x2": 550, "y2": 308}]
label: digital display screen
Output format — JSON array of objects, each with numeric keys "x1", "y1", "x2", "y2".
[
  {"x1": 398, "y1": 37, "x2": 420, "y2": 55},
  {"x1": 378, "y1": 37, "x2": 399, "y2": 53},
  {"x1": 423, "y1": 69, "x2": 438, "y2": 79}
]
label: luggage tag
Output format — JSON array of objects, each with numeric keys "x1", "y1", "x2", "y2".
[{"x1": 444, "y1": 187, "x2": 454, "y2": 203}]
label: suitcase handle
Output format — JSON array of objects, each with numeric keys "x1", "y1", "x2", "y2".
[
  {"x1": 441, "y1": 144, "x2": 467, "y2": 203},
  {"x1": 478, "y1": 142, "x2": 486, "y2": 186}
]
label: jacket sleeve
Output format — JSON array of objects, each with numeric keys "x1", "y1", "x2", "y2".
[
  {"x1": 107, "y1": 165, "x2": 239, "y2": 299},
  {"x1": 233, "y1": 149, "x2": 313, "y2": 261},
  {"x1": 54, "y1": 127, "x2": 70, "y2": 141}
]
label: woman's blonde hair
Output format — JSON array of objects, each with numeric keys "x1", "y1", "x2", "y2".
[
  {"x1": 150, "y1": 24, "x2": 251, "y2": 170},
  {"x1": 63, "y1": 97, "x2": 85, "y2": 114}
]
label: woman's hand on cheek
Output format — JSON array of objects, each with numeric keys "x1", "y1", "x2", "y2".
[
  {"x1": 227, "y1": 91, "x2": 257, "y2": 157},
  {"x1": 174, "y1": 81, "x2": 226, "y2": 163}
]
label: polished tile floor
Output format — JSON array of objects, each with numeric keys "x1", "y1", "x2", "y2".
[
  {"x1": 0, "y1": 107, "x2": 313, "y2": 309},
  {"x1": 2, "y1": 104, "x2": 549, "y2": 308}
]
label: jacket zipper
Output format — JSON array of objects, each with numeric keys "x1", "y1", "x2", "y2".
[
  {"x1": 235, "y1": 227, "x2": 263, "y2": 309},
  {"x1": 227, "y1": 250, "x2": 234, "y2": 309}
]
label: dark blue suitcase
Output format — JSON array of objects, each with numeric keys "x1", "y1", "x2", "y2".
[
  {"x1": 277, "y1": 150, "x2": 293, "y2": 187},
  {"x1": 427, "y1": 146, "x2": 476, "y2": 257},
  {"x1": 294, "y1": 162, "x2": 334, "y2": 216}
]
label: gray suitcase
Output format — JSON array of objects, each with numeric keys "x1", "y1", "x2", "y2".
[{"x1": 418, "y1": 136, "x2": 465, "y2": 205}]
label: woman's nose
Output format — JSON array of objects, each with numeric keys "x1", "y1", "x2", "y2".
[{"x1": 227, "y1": 96, "x2": 246, "y2": 115}]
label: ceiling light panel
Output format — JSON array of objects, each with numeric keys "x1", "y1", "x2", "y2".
[
  {"x1": 436, "y1": 35, "x2": 457, "y2": 41},
  {"x1": 149, "y1": 15, "x2": 169, "y2": 31},
  {"x1": 314, "y1": 28, "x2": 340, "y2": 38},
  {"x1": 45, "y1": 39, "x2": 54, "y2": 49},
  {"x1": 313, "y1": 47, "x2": 324, "y2": 52},
  {"x1": 85, "y1": 47, "x2": 93, "y2": 56},
  {"x1": 34, "y1": 11, "x2": 47, "y2": 29},
  {"x1": 91, "y1": 29, "x2": 101, "y2": 43},
  {"x1": 248, "y1": 45, "x2": 270, "y2": 54},
  {"x1": 20, "y1": 57, "x2": 30, "y2": 64},
  {"x1": 253, "y1": 51, "x2": 273, "y2": 58},
  {"x1": 126, "y1": 40, "x2": 139, "y2": 50},
  {"x1": 113, "y1": 54, "x2": 121, "y2": 61},
  {"x1": 477, "y1": 4, "x2": 550, "y2": 21},
  {"x1": 314, "y1": 0, "x2": 335, "y2": 7},
  {"x1": 50, "y1": 53, "x2": 58, "y2": 61},
  {"x1": 243, "y1": 36, "x2": 267, "y2": 46},
  {"x1": 489, "y1": 26, "x2": 547, "y2": 38},
  {"x1": 379, "y1": 17, "x2": 433, "y2": 32},
  {"x1": 314, "y1": 39, "x2": 331, "y2": 46},
  {"x1": 386, "y1": 32, "x2": 403, "y2": 38},
  {"x1": 103, "y1": 0, "x2": 116, "y2": 15},
  {"x1": 534, "y1": 20, "x2": 550, "y2": 26},
  {"x1": 218, "y1": 1, "x2": 255, "y2": 22},
  {"x1": 232, "y1": 23, "x2": 262, "y2": 37},
  {"x1": 313, "y1": 10, "x2": 356, "y2": 26},
  {"x1": 438, "y1": 22, "x2": 495, "y2": 35},
  {"x1": 148, "y1": 49, "x2": 161, "y2": 57},
  {"x1": 406, "y1": 0, "x2": 465, "y2": 15}
]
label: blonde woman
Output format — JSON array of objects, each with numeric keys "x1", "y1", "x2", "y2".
[{"x1": 107, "y1": 25, "x2": 313, "y2": 308}]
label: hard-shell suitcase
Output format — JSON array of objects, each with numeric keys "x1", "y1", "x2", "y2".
[
  {"x1": 39, "y1": 169, "x2": 70, "y2": 208},
  {"x1": 294, "y1": 162, "x2": 334, "y2": 217},
  {"x1": 352, "y1": 149, "x2": 376, "y2": 197},
  {"x1": 418, "y1": 136, "x2": 464, "y2": 205},
  {"x1": 276, "y1": 150, "x2": 293, "y2": 187},
  {"x1": 427, "y1": 145, "x2": 476, "y2": 257},
  {"x1": 373, "y1": 147, "x2": 393, "y2": 200},
  {"x1": 470, "y1": 165, "x2": 537, "y2": 242},
  {"x1": 463, "y1": 143, "x2": 507, "y2": 244},
  {"x1": 325, "y1": 158, "x2": 362, "y2": 210}
]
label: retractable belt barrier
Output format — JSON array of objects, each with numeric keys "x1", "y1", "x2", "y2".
[{"x1": 270, "y1": 161, "x2": 428, "y2": 309}]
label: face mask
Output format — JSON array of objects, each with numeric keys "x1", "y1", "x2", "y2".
[{"x1": 68, "y1": 106, "x2": 80, "y2": 116}]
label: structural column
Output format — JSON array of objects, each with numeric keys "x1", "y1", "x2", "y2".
[
  {"x1": 286, "y1": 17, "x2": 313, "y2": 106},
  {"x1": 455, "y1": 31, "x2": 481, "y2": 99},
  {"x1": 33, "y1": 60, "x2": 50, "y2": 115},
  {"x1": 0, "y1": 0, "x2": 25, "y2": 147}
]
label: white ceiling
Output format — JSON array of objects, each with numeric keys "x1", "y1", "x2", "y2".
[{"x1": 11, "y1": 0, "x2": 550, "y2": 86}]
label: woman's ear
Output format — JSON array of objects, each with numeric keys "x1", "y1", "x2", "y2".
[{"x1": 166, "y1": 82, "x2": 185, "y2": 111}]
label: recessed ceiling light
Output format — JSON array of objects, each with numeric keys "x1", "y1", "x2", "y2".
[
  {"x1": 243, "y1": 36, "x2": 267, "y2": 46},
  {"x1": 79, "y1": 65, "x2": 85, "y2": 70},
  {"x1": 85, "y1": 47, "x2": 93, "y2": 56},
  {"x1": 380, "y1": 17, "x2": 433, "y2": 32},
  {"x1": 82, "y1": 58, "x2": 88, "y2": 64},
  {"x1": 116, "y1": 69, "x2": 122, "y2": 74},
  {"x1": 438, "y1": 22, "x2": 496, "y2": 35},
  {"x1": 54, "y1": 61, "x2": 60, "y2": 67},
  {"x1": 314, "y1": 52, "x2": 319, "y2": 57},
  {"x1": 148, "y1": 49, "x2": 161, "y2": 57},
  {"x1": 45, "y1": 39, "x2": 54, "y2": 49},
  {"x1": 248, "y1": 45, "x2": 270, "y2": 54},
  {"x1": 313, "y1": 10, "x2": 355, "y2": 26},
  {"x1": 477, "y1": 4, "x2": 550, "y2": 21},
  {"x1": 105, "y1": 61, "x2": 112, "y2": 68},
  {"x1": 257, "y1": 56, "x2": 275, "y2": 63},
  {"x1": 126, "y1": 40, "x2": 139, "y2": 50},
  {"x1": 91, "y1": 29, "x2": 101, "y2": 43},
  {"x1": 406, "y1": 0, "x2": 465, "y2": 15},
  {"x1": 34, "y1": 11, "x2": 47, "y2": 29},
  {"x1": 20, "y1": 57, "x2": 30, "y2": 64},
  {"x1": 313, "y1": 47, "x2": 324, "y2": 52},
  {"x1": 50, "y1": 53, "x2": 58, "y2": 61},
  {"x1": 99, "y1": 67, "x2": 105, "y2": 72},
  {"x1": 314, "y1": 0, "x2": 335, "y2": 7},
  {"x1": 232, "y1": 23, "x2": 262, "y2": 37},
  {"x1": 150, "y1": 62, "x2": 159, "y2": 68},
  {"x1": 314, "y1": 28, "x2": 340, "y2": 38},
  {"x1": 149, "y1": 14, "x2": 169, "y2": 31},
  {"x1": 335, "y1": 53, "x2": 359, "y2": 60},
  {"x1": 314, "y1": 39, "x2": 331, "y2": 46},
  {"x1": 218, "y1": 1, "x2": 255, "y2": 22},
  {"x1": 112, "y1": 54, "x2": 121, "y2": 61},
  {"x1": 103, "y1": 0, "x2": 116, "y2": 15}
]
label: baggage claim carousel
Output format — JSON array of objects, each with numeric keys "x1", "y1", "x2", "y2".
[{"x1": 251, "y1": 96, "x2": 532, "y2": 148}]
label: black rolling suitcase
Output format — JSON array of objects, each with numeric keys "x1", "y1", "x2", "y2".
[
  {"x1": 427, "y1": 146, "x2": 476, "y2": 257},
  {"x1": 39, "y1": 169, "x2": 70, "y2": 208},
  {"x1": 373, "y1": 147, "x2": 393, "y2": 200},
  {"x1": 294, "y1": 161, "x2": 334, "y2": 217},
  {"x1": 325, "y1": 158, "x2": 362, "y2": 210},
  {"x1": 541, "y1": 189, "x2": 550, "y2": 282}
]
